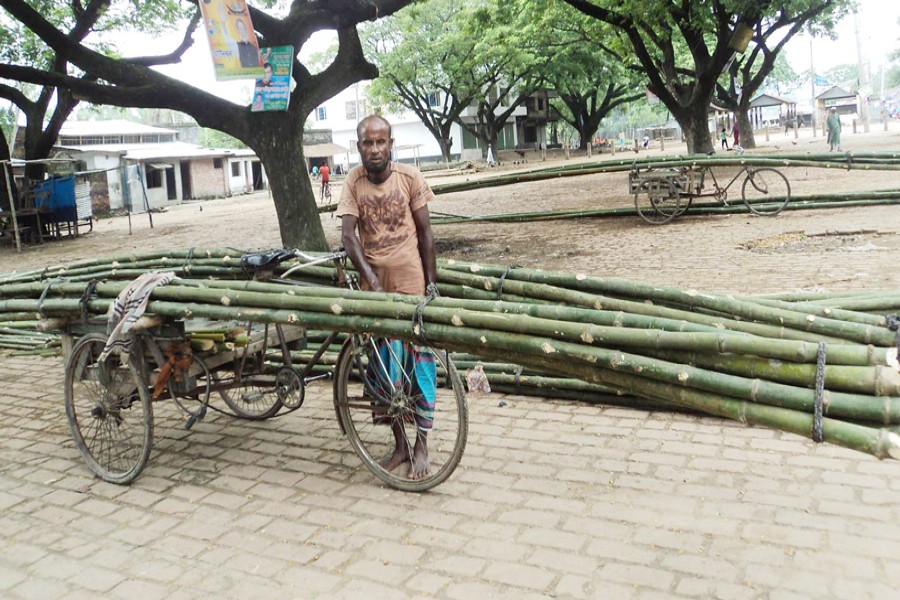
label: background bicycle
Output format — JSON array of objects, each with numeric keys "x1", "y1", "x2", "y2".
[{"x1": 630, "y1": 163, "x2": 791, "y2": 224}]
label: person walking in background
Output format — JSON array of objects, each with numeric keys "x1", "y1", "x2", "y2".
[
  {"x1": 732, "y1": 123, "x2": 740, "y2": 147},
  {"x1": 319, "y1": 163, "x2": 330, "y2": 201},
  {"x1": 720, "y1": 127, "x2": 729, "y2": 150},
  {"x1": 826, "y1": 107, "x2": 842, "y2": 152}
]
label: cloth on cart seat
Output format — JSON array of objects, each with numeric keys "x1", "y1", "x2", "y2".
[{"x1": 99, "y1": 271, "x2": 176, "y2": 361}]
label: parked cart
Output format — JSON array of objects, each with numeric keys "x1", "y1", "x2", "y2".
[
  {"x1": 629, "y1": 163, "x2": 791, "y2": 224},
  {"x1": 62, "y1": 250, "x2": 468, "y2": 492}
]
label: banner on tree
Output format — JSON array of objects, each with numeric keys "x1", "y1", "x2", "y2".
[
  {"x1": 198, "y1": 0, "x2": 265, "y2": 80},
  {"x1": 251, "y1": 46, "x2": 294, "y2": 112}
]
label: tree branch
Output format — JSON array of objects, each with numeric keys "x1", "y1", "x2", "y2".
[
  {"x1": 0, "y1": 83, "x2": 34, "y2": 111},
  {"x1": 125, "y1": 9, "x2": 201, "y2": 67}
]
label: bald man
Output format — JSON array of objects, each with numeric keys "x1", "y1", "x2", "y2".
[{"x1": 337, "y1": 115, "x2": 438, "y2": 481}]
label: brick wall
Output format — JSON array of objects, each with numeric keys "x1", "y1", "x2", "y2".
[{"x1": 189, "y1": 158, "x2": 227, "y2": 199}]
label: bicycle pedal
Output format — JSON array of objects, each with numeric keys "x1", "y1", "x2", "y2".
[{"x1": 184, "y1": 406, "x2": 207, "y2": 430}]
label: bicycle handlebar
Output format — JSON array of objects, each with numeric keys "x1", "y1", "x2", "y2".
[{"x1": 280, "y1": 249, "x2": 348, "y2": 279}]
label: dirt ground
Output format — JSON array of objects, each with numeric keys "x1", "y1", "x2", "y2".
[{"x1": 2, "y1": 125, "x2": 899, "y2": 295}]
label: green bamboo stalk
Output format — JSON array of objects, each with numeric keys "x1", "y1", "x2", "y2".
[
  {"x1": 647, "y1": 348, "x2": 900, "y2": 397},
  {"x1": 430, "y1": 153, "x2": 900, "y2": 195},
  {"x1": 744, "y1": 289, "x2": 893, "y2": 302},
  {"x1": 435, "y1": 267, "x2": 854, "y2": 344},
  {"x1": 126, "y1": 299, "x2": 900, "y2": 426},
  {"x1": 15, "y1": 278, "x2": 897, "y2": 368},
  {"x1": 437, "y1": 263, "x2": 895, "y2": 346},
  {"x1": 447, "y1": 333, "x2": 900, "y2": 459},
  {"x1": 0, "y1": 247, "x2": 246, "y2": 284},
  {"x1": 737, "y1": 297, "x2": 887, "y2": 327},
  {"x1": 431, "y1": 194, "x2": 900, "y2": 225}
]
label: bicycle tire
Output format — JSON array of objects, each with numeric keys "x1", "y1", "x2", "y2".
[
  {"x1": 333, "y1": 335, "x2": 468, "y2": 492},
  {"x1": 64, "y1": 333, "x2": 153, "y2": 484},
  {"x1": 741, "y1": 168, "x2": 791, "y2": 216}
]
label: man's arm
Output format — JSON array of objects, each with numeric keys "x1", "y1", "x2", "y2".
[
  {"x1": 412, "y1": 206, "x2": 437, "y2": 287},
  {"x1": 341, "y1": 215, "x2": 383, "y2": 292}
]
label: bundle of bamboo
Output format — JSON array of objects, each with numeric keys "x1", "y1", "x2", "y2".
[
  {"x1": 1, "y1": 248, "x2": 898, "y2": 459},
  {"x1": 430, "y1": 190, "x2": 900, "y2": 225},
  {"x1": 430, "y1": 151, "x2": 900, "y2": 195}
]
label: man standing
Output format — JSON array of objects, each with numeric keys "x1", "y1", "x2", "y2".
[
  {"x1": 826, "y1": 107, "x2": 842, "y2": 152},
  {"x1": 337, "y1": 115, "x2": 438, "y2": 480},
  {"x1": 319, "y1": 162, "x2": 330, "y2": 201}
]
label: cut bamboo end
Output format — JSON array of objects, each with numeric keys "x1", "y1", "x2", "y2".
[
  {"x1": 887, "y1": 432, "x2": 900, "y2": 460},
  {"x1": 888, "y1": 348, "x2": 899, "y2": 371}
]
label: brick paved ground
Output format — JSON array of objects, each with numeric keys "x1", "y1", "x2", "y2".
[
  {"x1": 1, "y1": 350, "x2": 899, "y2": 599},
  {"x1": 2, "y1": 134, "x2": 899, "y2": 597}
]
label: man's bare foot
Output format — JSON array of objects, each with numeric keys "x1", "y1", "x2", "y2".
[
  {"x1": 379, "y1": 445, "x2": 410, "y2": 472},
  {"x1": 408, "y1": 435, "x2": 430, "y2": 480}
]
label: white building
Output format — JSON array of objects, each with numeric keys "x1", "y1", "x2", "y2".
[
  {"x1": 310, "y1": 83, "x2": 555, "y2": 166},
  {"x1": 311, "y1": 85, "x2": 463, "y2": 166},
  {"x1": 53, "y1": 120, "x2": 267, "y2": 213}
]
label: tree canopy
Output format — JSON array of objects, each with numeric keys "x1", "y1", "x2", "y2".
[
  {"x1": 561, "y1": 0, "x2": 852, "y2": 154},
  {"x1": 525, "y1": 0, "x2": 644, "y2": 149},
  {"x1": 363, "y1": 0, "x2": 481, "y2": 161},
  {"x1": 0, "y1": 0, "x2": 192, "y2": 181},
  {"x1": 0, "y1": 0, "x2": 416, "y2": 249}
]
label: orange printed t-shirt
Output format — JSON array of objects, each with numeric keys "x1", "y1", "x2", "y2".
[{"x1": 336, "y1": 162, "x2": 434, "y2": 294}]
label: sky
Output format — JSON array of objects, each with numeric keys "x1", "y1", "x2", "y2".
[
  {"x1": 76, "y1": 0, "x2": 900, "y2": 111},
  {"x1": 782, "y1": 0, "x2": 900, "y2": 79},
  {"x1": 138, "y1": 0, "x2": 899, "y2": 106}
]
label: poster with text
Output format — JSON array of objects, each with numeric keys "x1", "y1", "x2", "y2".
[
  {"x1": 198, "y1": 0, "x2": 264, "y2": 80},
  {"x1": 251, "y1": 46, "x2": 294, "y2": 112}
]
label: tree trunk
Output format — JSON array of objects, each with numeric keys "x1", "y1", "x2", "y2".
[
  {"x1": 676, "y1": 102, "x2": 715, "y2": 155},
  {"x1": 577, "y1": 124, "x2": 589, "y2": 151},
  {"x1": 736, "y1": 103, "x2": 755, "y2": 149},
  {"x1": 254, "y1": 132, "x2": 328, "y2": 251},
  {"x1": 438, "y1": 136, "x2": 452, "y2": 162},
  {"x1": 577, "y1": 114, "x2": 603, "y2": 151}
]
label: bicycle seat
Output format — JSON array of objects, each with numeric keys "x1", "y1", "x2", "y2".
[{"x1": 240, "y1": 248, "x2": 296, "y2": 273}]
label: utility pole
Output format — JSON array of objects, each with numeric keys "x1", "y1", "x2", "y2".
[
  {"x1": 854, "y1": 9, "x2": 870, "y2": 132},
  {"x1": 810, "y1": 39, "x2": 817, "y2": 137}
]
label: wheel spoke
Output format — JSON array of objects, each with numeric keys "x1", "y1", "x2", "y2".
[
  {"x1": 742, "y1": 168, "x2": 790, "y2": 216},
  {"x1": 65, "y1": 335, "x2": 153, "y2": 484},
  {"x1": 334, "y1": 335, "x2": 468, "y2": 491}
]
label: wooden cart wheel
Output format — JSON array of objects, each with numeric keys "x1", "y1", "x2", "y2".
[
  {"x1": 64, "y1": 333, "x2": 153, "y2": 484},
  {"x1": 333, "y1": 335, "x2": 468, "y2": 492},
  {"x1": 634, "y1": 177, "x2": 682, "y2": 224}
]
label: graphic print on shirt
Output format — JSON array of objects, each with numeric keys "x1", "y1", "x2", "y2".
[{"x1": 357, "y1": 189, "x2": 412, "y2": 253}]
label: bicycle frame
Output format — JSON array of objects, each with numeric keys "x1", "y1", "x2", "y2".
[
  {"x1": 282, "y1": 250, "x2": 416, "y2": 402},
  {"x1": 694, "y1": 165, "x2": 749, "y2": 200}
]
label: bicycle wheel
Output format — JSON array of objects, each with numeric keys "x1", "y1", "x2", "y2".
[
  {"x1": 741, "y1": 168, "x2": 790, "y2": 216},
  {"x1": 333, "y1": 335, "x2": 468, "y2": 492},
  {"x1": 64, "y1": 333, "x2": 153, "y2": 484},
  {"x1": 216, "y1": 366, "x2": 283, "y2": 420},
  {"x1": 634, "y1": 177, "x2": 681, "y2": 224}
]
